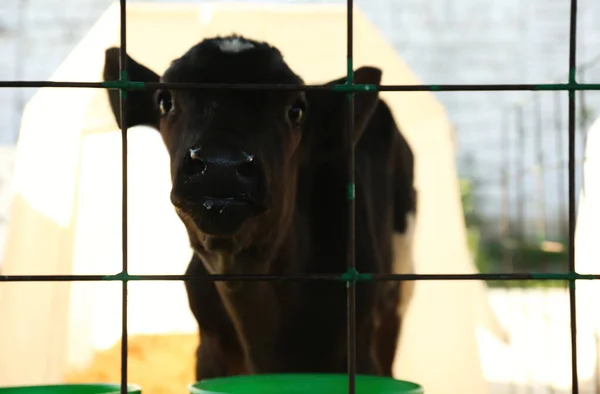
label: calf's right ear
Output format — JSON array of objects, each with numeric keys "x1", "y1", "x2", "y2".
[
  {"x1": 305, "y1": 66, "x2": 382, "y2": 156},
  {"x1": 103, "y1": 47, "x2": 161, "y2": 130}
]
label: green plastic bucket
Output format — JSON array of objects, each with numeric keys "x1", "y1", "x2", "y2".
[
  {"x1": 188, "y1": 374, "x2": 423, "y2": 394},
  {"x1": 0, "y1": 384, "x2": 142, "y2": 394}
]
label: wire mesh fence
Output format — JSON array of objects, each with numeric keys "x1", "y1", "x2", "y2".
[
  {"x1": 0, "y1": 0, "x2": 599, "y2": 393},
  {"x1": 456, "y1": 36, "x2": 600, "y2": 394}
]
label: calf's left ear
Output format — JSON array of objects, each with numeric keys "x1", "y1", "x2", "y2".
[
  {"x1": 103, "y1": 47, "x2": 161, "y2": 130},
  {"x1": 306, "y1": 66, "x2": 382, "y2": 152}
]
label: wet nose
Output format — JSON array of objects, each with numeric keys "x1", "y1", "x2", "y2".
[
  {"x1": 181, "y1": 145, "x2": 263, "y2": 199},
  {"x1": 188, "y1": 145, "x2": 260, "y2": 181},
  {"x1": 189, "y1": 148, "x2": 258, "y2": 181}
]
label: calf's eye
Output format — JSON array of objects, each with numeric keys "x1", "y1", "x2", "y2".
[
  {"x1": 287, "y1": 105, "x2": 304, "y2": 125},
  {"x1": 156, "y1": 90, "x2": 174, "y2": 116}
]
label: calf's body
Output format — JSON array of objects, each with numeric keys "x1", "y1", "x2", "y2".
[{"x1": 102, "y1": 35, "x2": 416, "y2": 380}]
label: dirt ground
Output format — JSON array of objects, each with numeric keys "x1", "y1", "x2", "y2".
[{"x1": 64, "y1": 333, "x2": 199, "y2": 394}]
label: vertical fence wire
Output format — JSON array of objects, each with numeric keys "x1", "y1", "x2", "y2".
[
  {"x1": 568, "y1": 0, "x2": 579, "y2": 391},
  {"x1": 345, "y1": 0, "x2": 357, "y2": 393},
  {"x1": 118, "y1": 0, "x2": 129, "y2": 392}
]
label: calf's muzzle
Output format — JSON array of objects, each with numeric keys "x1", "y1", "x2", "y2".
[{"x1": 171, "y1": 144, "x2": 267, "y2": 236}]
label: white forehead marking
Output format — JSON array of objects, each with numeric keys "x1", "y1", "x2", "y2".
[{"x1": 217, "y1": 37, "x2": 255, "y2": 53}]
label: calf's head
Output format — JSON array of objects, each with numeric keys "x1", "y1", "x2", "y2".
[{"x1": 103, "y1": 35, "x2": 382, "y2": 254}]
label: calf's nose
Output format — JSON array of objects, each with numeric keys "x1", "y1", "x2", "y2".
[
  {"x1": 173, "y1": 144, "x2": 267, "y2": 236},
  {"x1": 188, "y1": 145, "x2": 260, "y2": 182},
  {"x1": 189, "y1": 146, "x2": 259, "y2": 182},
  {"x1": 181, "y1": 145, "x2": 263, "y2": 200}
]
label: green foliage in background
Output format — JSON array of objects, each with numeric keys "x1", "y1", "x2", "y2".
[{"x1": 459, "y1": 178, "x2": 568, "y2": 289}]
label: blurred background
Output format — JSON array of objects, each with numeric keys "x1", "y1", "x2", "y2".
[{"x1": 1, "y1": 0, "x2": 600, "y2": 393}]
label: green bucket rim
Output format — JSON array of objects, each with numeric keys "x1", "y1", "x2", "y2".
[
  {"x1": 188, "y1": 373, "x2": 423, "y2": 394},
  {"x1": 0, "y1": 383, "x2": 142, "y2": 394}
]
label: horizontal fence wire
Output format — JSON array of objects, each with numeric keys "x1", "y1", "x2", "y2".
[
  {"x1": 497, "y1": 53, "x2": 600, "y2": 114},
  {"x1": 0, "y1": 0, "x2": 588, "y2": 392},
  {"x1": 2, "y1": 273, "x2": 600, "y2": 282},
  {"x1": 1, "y1": 81, "x2": 600, "y2": 91}
]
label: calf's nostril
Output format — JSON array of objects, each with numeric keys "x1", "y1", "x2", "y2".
[
  {"x1": 188, "y1": 148, "x2": 207, "y2": 175},
  {"x1": 189, "y1": 158, "x2": 207, "y2": 175},
  {"x1": 236, "y1": 161, "x2": 259, "y2": 180}
]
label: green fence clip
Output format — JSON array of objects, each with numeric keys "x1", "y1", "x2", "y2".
[
  {"x1": 534, "y1": 83, "x2": 565, "y2": 91},
  {"x1": 101, "y1": 80, "x2": 146, "y2": 90},
  {"x1": 347, "y1": 58, "x2": 354, "y2": 85},
  {"x1": 347, "y1": 183, "x2": 355, "y2": 201},
  {"x1": 529, "y1": 272, "x2": 595, "y2": 281},
  {"x1": 331, "y1": 83, "x2": 379, "y2": 93},
  {"x1": 102, "y1": 271, "x2": 140, "y2": 282},
  {"x1": 569, "y1": 67, "x2": 577, "y2": 84},
  {"x1": 339, "y1": 268, "x2": 372, "y2": 285}
]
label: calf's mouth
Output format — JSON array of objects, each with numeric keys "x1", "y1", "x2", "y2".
[{"x1": 172, "y1": 191, "x2": 266, "y2": 238}]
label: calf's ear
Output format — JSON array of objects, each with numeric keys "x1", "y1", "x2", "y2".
[
  {"x1": 103, "y1": 47, "x2": 161, "y2": 130},
  {"x1": 306, "y1": 66, "x2": 382, "y2": 154}
]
